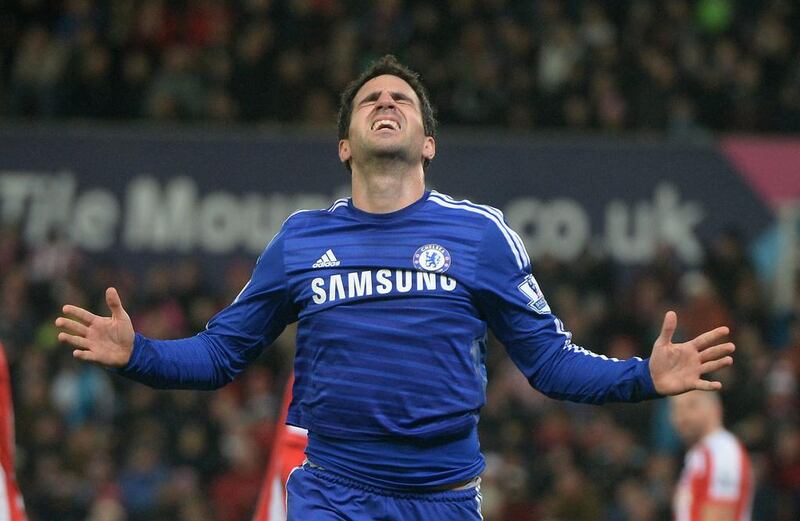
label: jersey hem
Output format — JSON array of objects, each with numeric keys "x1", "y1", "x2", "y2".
[
  {"x1": 302, "y1": 463, "x2": 482, "y2": 499},
  {"x1": 286, "y1": 412, "x2": 478, "y2": 441}
]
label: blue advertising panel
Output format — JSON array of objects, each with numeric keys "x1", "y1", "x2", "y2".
[{"x1": 0, "y1": 125, "x2": 774, "y2": 276}]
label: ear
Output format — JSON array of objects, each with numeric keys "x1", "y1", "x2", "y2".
[
  {"x1": 338, "y1": 139, "x2": 351, "y2": 164},
  {"x1": 422, "y1": 136, "x2": 435, "y2": 161}
]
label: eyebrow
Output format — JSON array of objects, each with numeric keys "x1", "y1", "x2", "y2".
[{"x1": 357, "y1": 90, "x2": 416, "y2": 105}]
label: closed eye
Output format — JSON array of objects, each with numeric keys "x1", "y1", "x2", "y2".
[
  {"x1": 391, "y1": 92, "x2": 414, "y2": 104},
  {"x1": 358, "y1": 92, "x2": 380, "y2": 106},
  {"x1": 357, "y1": 91, "x2": 417, "y2": 107}
]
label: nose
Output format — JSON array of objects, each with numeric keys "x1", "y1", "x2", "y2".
[{"x1": 375, "y1": 91, "x2": 396, "y2": 110}]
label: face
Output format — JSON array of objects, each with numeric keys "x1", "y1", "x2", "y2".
[
  {"x1": 670, "y1": 391, "x2": 719, "y2": 445},
  {"x1": 339, "y1": 74, "x2": 435, "y2": 169}
]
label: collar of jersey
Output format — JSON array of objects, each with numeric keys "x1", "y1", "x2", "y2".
[{"x1": 345, "y1": 190, "x2": 430, "y2": 222}]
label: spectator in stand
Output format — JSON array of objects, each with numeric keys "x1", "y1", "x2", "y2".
[{"x1": 2, "y1": 1, "x2": 799, "y2": 132}]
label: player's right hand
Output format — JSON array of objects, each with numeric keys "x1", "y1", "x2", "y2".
[{"x1": 55, "y1": 287, "x2": 135, "y2": 368}]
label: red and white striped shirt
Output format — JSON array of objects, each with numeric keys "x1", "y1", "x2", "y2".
[
  {"x1": 252, "y1": 375, "x2": 307, "y2": 521},
  {"x1": 0, "y1": 344, "x2": 26, "y2": 521},
  {"x1": 673, "y1": 428, "x2": 753, "y2": 521}
]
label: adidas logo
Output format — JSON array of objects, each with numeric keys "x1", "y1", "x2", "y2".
[{"x1": 312, "y1": 249, "x2": 341, "y2": 268}]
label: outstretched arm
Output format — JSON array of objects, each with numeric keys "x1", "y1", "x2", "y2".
[
  {"x1": 473, "y1": 214, "x2": 734, "y2": 403},
  {"x1": 56, "y1": 225, "x2": 295, "y2": 389},
  {"x1": 486, "y1": 292, "x2": 734, "y2": 403}
]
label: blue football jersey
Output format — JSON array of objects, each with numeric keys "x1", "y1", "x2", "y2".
[{"x1": 119, "y1": 190, "x2": 658, "y2": 488}]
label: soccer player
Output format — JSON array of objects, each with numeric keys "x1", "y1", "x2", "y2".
[
  {"x1": 671, "y1": 391, "x2": 753, "y2": 521},
  {"x1": 0, "y1": 342, "x2": 27, "y2": 521},
  {"x1": 252, "y1": 373, "x2": 307, "y2": 521},
  {"x1": 56, "y1": 55, "x2": 736, "y2": 520}
]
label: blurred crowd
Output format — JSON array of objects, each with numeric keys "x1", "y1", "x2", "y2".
[
  {"x1": 0, "y1": 220, "x2": 798, "y2": 520},
  {"x1": 2, "y1": 0, "x2": 800, "y2": 133}
]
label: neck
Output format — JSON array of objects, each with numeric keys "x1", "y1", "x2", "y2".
[
  {"x1": 697, "y1": 422, "x2": 723, "y2": 442},
  {"x1": 350, "y1": 159, "x2": 425, "y2": 214}
]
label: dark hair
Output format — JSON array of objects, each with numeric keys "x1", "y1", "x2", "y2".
[{"x1": 337, "y1": 55, "x2": 437, "y2": 169}]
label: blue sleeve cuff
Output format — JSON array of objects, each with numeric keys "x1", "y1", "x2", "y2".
[
  {"x1": 635, "y1": 358, "x2": 661, "y2": 400},
  {"x1": 113, "y1": 332, "x2": 148, "y2": 376}
]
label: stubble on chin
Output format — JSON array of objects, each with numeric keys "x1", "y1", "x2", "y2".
[{"x1": 354, "y1": 132, "x2": 416, "y2": 164}]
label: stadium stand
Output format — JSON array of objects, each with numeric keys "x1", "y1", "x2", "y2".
[{"x1": 1, "y1": 0, "x2": 799, "y2": 132}]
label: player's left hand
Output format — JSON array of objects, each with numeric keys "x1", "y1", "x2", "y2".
[{"x1": 648, "y1": 311, "x2": 734, "y2": 395}]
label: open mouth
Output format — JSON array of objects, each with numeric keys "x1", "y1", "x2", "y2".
[{"x1": 371, "y1": 119, "x2": 401, "y2": 132}]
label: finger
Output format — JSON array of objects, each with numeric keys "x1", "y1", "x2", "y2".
[
  {"x1": 106, "y1": 287, "x2": 126, "y2": 319},
  {"x1": 690, "y1": 326, "x2": 730, "y2": 351},
  {"x1": 699, "y1": 356, "x2": 733, "y2": 374},
  {"x1": 657, "y1": 311, "x2": 677, "y2": 344},
  {"x1": 62, "y1": 305, "x2": 98, "y2": 325},
  {"x1": 54, "y1": 317, "x2": 89, "y2": 337},
  {"x1": 73, "y1": 349, "x2": 98, "y2": 363},
  {"x1": 58, "y1": 332, "x2": 90, "y2": 350},
  {"x1": 692, "y1": 379, "x2": 722, "y2": 391},
  {"x1": 699, "y1": 343, "x2": 736, "y2": 363}
]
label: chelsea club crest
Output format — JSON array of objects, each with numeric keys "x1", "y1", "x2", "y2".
[{"x1": 413, "y1": 244, "x2": 452, "y2": 273}]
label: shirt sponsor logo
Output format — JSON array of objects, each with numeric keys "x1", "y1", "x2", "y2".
[
  {"x1": 311, "y1": 269, "x2": 457, "y2": 305},
  {"x1": 413, "y1": 244, "x2": 451, "y2": 273}
]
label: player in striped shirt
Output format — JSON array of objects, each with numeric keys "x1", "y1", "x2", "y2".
[
  {"x1": 672, "y1": 391, "x2": 753, "y2": 521},
  {"x1": 56, "y1": 55, "x2": 736, "y2": 520},
  {"x1": 0, "y1": 343, "x2": 27, "y2": 521}
]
